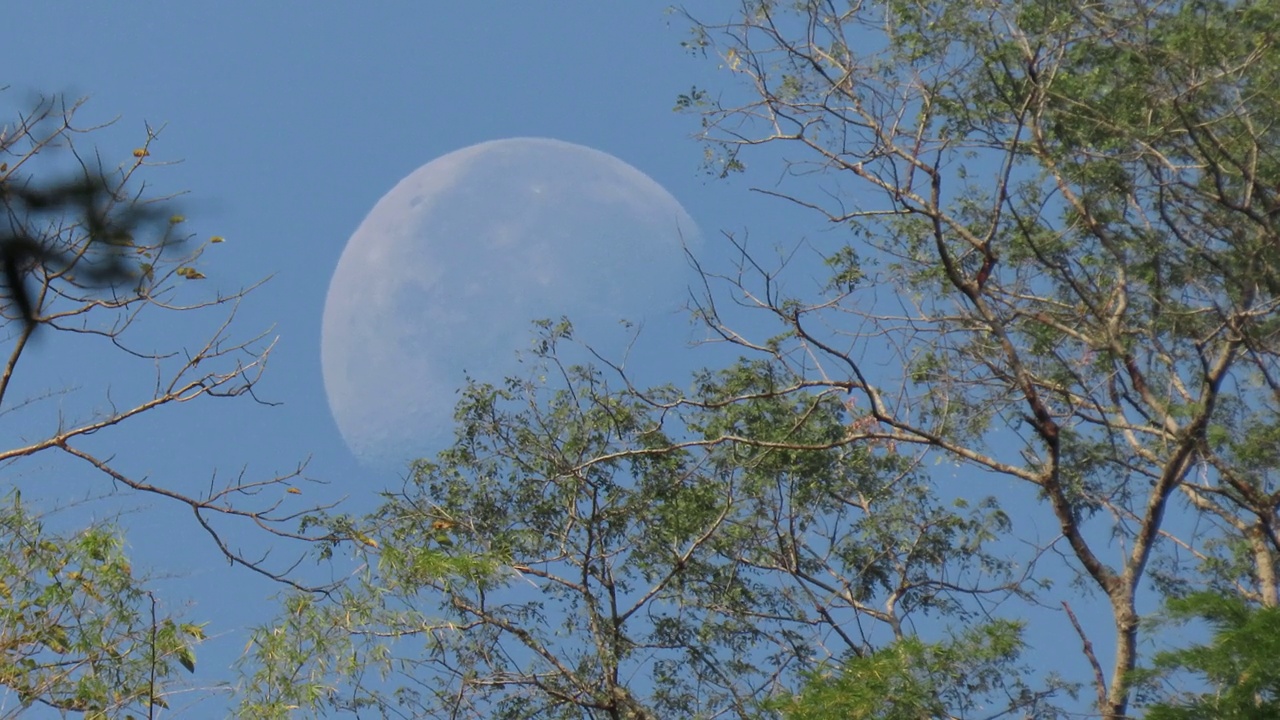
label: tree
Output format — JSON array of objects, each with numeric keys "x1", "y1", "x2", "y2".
[
  {"x1": 0, "y1": 94, "x2": 336, "y2": 715},
  {"x1": 1131, "y1": 592, "x2": 1280, "y2": 719},
  {"x1": 771, "y1": 621, "x2": 1035, "y2": 720},
  {"x1": 238, "y1": 326, "x2": 1064, "y2": 718},
  {"x1": 674, "y1": 0, "x2": 1280, "y2": 716},
  {"x1": 240, "y1": 0, "x2": 1280, "y2": 717},
  {"x1": 0, "y1": 490, "x2": 204, "y2": 718}
]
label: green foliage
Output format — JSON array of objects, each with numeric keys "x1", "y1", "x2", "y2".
[
  {"x1": 1133, "y1": 593, "x2": 1280, "y2": 719},
  {"x1": 236, "y1": 586, "x2": 422, "y2": 719},
  {"x1": 773, "y1": 621, "x2": 1062, "y2": 720},
  {"x1": 238, "y1": 326, "x2": 1053, "y2": 717},
  {"x1": 0, "y1": 491, "x2": 201, "y2": 717}
]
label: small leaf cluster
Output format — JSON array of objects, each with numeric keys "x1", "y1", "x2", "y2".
[{"x1": 0, "y1": 491, "x2": 202, "y2": 718}]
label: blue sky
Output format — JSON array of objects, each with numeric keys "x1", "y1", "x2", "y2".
[
  {"x1": 2, "y1": 2, "x2": 837, "y2": 711},
  {"x1": 2, "y1": 4, "x2": 748, "y2": 472}
]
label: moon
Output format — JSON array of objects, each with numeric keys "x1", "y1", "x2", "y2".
[{"x1": 322, "y1": 138, "x2": 700, "y2": 470}]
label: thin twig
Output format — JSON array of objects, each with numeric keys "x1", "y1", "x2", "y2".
[{"x1": 1062, "y1": 600, "x2": 1107, "y2": 712}]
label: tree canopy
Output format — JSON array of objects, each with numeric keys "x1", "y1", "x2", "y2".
[{"x1": 236, "y1": 0, "x2": 1280, "y2": 717}]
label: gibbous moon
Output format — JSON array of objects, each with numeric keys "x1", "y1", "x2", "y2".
[{"x1": 322, "y1": 138, "x2": 699, "y2": 470}]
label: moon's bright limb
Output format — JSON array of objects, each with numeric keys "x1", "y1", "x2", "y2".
[{"x1": 321, "y1": 138, "x2": 699, "y2": 470}]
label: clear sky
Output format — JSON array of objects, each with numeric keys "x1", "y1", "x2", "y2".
[{"x1": 3, "y1": 2, "x2": 839, "y2": 712}]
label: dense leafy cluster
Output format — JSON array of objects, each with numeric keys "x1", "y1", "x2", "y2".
[
  {"x1": 1135, "y1": 593, "x2": 1280, "y2": 719},
  {"x1": 0, "y1": 492, "x2": 201, "y2": 717}
]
